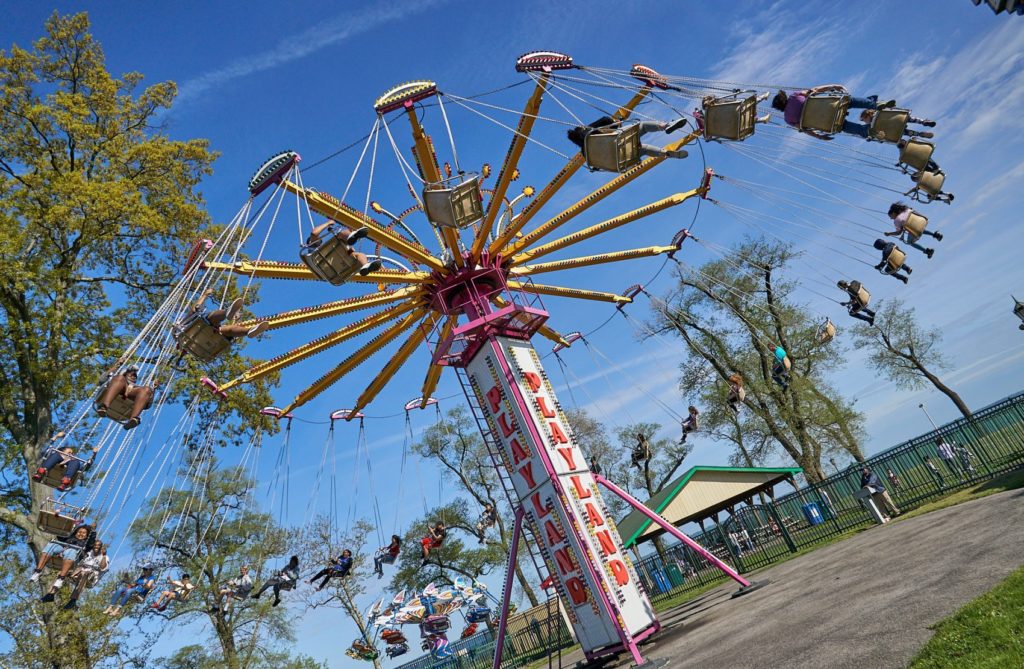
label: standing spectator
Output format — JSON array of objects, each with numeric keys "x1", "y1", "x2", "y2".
[
  {"x1": 727, "y1": 531, "x2": 744, "y2": 557},
  {"x1": 819, "y1": 489, "x2": 837, "y2": 518},
  {"x1": 859, "y1": 467, "x2": 900, "y2": 519},
  {"x1": 886, "y1": 468, "x2": 902, "y2": 494},
  {"x1": 935, "y1": 438, "x2": 965, "y2": 482},
  {"x1": 923, "y1": 455, "x2": 944, "y2": 487},
  {"x1": 955, "y1": 443, "x2": 977, "y2": 477},
  {"x1": 739, "y1": 528, "x2": 755, "y2": 552}
]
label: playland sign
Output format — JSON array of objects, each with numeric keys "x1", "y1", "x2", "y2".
[{"x1": 466, "y1": 336, "x2": 657, "y2": 653}]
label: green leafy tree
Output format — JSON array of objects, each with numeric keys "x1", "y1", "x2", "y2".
[
  {"x1": 0, "y1": 13, "x2": 274, "y2": 665},
  {"x1": 156, "y1": 644, "x2": 326, "y2": 669},
  {"x1": 850, "y1": 298, "x2": 971, "y2": 417},
  {"x1": 413, "y1": 407, "x2": 540, "y2": 606},
  {"x1": 129, "y1": 454, "x2": 299, "y2": 669},
  {"x1": 652, "y1": 238, "x2": 865, "y2": 481}
]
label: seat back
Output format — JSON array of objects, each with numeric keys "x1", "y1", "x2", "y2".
[
  {"x1": 799, "y1": 94, "x2": 850, "y2": 133},
  {"x1": 38, "y1": 510, "x2": 77, "y2": 536},
  {"x1": 39, "y1": 462, "x2": 79, "y2": 490},
  {"x1": 898, "y1": 138, "x2": 935, "y2": 172},
  {"x1": 422, "y1": 176, "x2": 484, "y2": 229},
  {"x1": 904, "y1": 212, "x2": 928, "y2": 238},
  {"x1": 583, "y1": 124, "x2": 641, "y2": 173},
  {"x1": 98, "y1": 393, "x2": 136, "y2": 423},
  {"x1": 915, "y1": 170, "x2": 946, "y2": 196},
  {"x1": 856, "y1": 286, "x2": 871, "y2": 306},
  {"x1": 300, "y1": 231, "x2": 362, "y2": 286},
  {"x1": 869, "y1": 108, "x2": 910, "y2": 143},
  {"x1": 781, "y1": 356, "x2": 792, "y2": 371},
  {"x1": 174, "y1": 317, "x2": 231, "y2": 363},
  {"x1": 818, "y1": 320, "x2": 836, "y2": 344},
  {"x1": 886, "y1": 248, "x2": 907, "y2": 271},
  {"x1": 703, "y1": 93, "x2": 758, "y2": 141}
]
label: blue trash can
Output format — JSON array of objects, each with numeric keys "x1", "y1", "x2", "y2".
[
  {"x1": 802, "y1": 502, "x2": 824, "y2": 526},
  {"x1": 651, "y1": 569, "x2": 670, "y2": 593}
]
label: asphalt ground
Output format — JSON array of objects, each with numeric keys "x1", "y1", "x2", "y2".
[{"x1": 560, "y1": 487, "x2": 1024, "y2": 669}]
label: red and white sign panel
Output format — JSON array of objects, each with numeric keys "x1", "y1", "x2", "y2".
[{"x1": 466, "y1": 336, "x2": 657, "y2": 653}]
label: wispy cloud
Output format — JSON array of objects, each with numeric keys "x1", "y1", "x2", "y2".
[{"x1": 176, "y1": 0, "x2": 448, "y2": 105}]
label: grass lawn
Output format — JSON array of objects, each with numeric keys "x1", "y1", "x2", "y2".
[
  {"x1": 907, "y1": 564, "x2": 1024, "y2": 669},
  {"x1": 894, "y1": 467, "x2": 1024, "y2": 522}
]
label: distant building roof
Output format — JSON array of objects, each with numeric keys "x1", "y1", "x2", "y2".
[{"x1": 618, "y1": 466, "x2": 802, "y2": 548}]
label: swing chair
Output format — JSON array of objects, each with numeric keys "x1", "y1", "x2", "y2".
[
  {"x1": 583, "y1": 122, "x2": 642, "y2": 173},
  {"x1": 897, "y1": 138, "x2": 936, "y2": 173},
  {"x1": 799, "y1": 92, "x2": 850, "y2": 134},
  {"x1": 381, "y1": 628, "x2": 407, "y2": 645},
  {"x1": 461, "y1": 622, "x2": 480, "y2": 639},
  {"x1": 816, "y1": 318, "x2": 837, "y2": 345},
  {"x1": 385, "y1": 643, "x2": 410, "y2": 659},
  {"x1": 867, "y1": 108, "x2": 911, "y2": 143},
  {"x1": 34, "y1": 451, "x2": 89, "y2": 491},
  {"x1": 37, "y1": 497, "x2": 88, "y2": 536},
  {"x1": 901, "y1": 210, "x2": 931, "y2": 244},
  {"x1": 908, "y1": 169, "x2": 951, "y2": 203},
  {"x1": 702, "y1": 90, "x2": 761, "y2": 141},
  {"x1": 94, "y1": 384, "x2": 146, "y2": 425},
  {"x1": 173, "y1": 310, "x2": 232, "y2": 362},
  {"x1": 880, "y1": 246, "x2": 908, "y2": 275},
  {"x1": 1013, "y1": 296, "x2": 1024, "y2": 330},
  {"x1": 423, "y1": 174, "x2": 485, "y2": 230},
  {"x1": 299, "y1": 222, "x2": 367, "y2": 285}
]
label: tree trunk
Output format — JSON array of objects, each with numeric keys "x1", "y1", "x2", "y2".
[{"x1": 920, "y1": 366, "x2": 972, "y2": 418}]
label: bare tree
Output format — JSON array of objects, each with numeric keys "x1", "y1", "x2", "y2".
[
  {"x1": 652, "y1": 238, "x2": 866, "y2": 481},
  {"x1": 851, "y1": 298, "x2": 972, "y2": 417}
]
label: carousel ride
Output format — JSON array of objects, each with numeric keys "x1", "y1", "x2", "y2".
[{"x1": 35, "y1": 49, "x2": 956, "y2": 667}]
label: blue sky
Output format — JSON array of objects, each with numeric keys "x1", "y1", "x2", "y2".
[{"x1": 5, "y1": 1, "x2": 1024, "y2": 666}]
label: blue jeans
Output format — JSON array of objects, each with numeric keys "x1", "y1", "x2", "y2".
[
  {"x1": 42, "y1": 453, "x2": 81, "y2": 479},
  {"x1": 849, "y1": 95, "x2": 879, "y2": 110},
  {"x1": 841, "y1": 120, "x2": 870, "y2": 138},
  {"x1": 111, "y1": 585, "x2": 146, "y2": 606}
]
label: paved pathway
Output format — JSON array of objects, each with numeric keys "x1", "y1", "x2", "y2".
[{"x1": 564, "y1": 487, "x2": 1024, "y2": 669}]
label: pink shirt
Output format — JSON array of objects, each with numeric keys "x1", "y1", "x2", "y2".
[{"x1": 892, "y1": 210, "x2": 911, "y2": 233}]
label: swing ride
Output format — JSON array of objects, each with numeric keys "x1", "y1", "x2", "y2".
[{"x1": 36, "y1": 47, "x2": 958, "y2": 668}]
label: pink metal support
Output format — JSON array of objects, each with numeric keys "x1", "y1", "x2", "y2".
[
  {"x1": 491, "y1": 505, "x2": 525, "y2": 669},
  {"x1": 594, "y1": 474, "x2": 753, "y2": 588}
]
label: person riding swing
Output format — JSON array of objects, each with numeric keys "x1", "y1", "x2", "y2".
[
  {"x1": 308, "y1": 549, "x2": 353, "y2": 591},
  {"x1": 420, "y1": 522, "x2": 446, "y2": 566},
  {"x1": 631, "y1": 433, "x2": 652, "y2": 469}
]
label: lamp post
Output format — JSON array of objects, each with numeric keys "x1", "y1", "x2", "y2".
[{"x1": 918, "y1": 402, "x2": 940, "y2": 432}]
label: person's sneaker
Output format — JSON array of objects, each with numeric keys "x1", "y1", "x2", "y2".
[
  {"x1": 59, "y1": 477, "x2": 72, "y2": 491},
  {"x1": 899, "y1": 275, "x2": 909, "y2": 284},
  {"x1": 53, "y1": 578, "x2": 63, "y2": 588},
  {"x1": 272, "y1": 599, "x2": 281, "y2": 607},
  {"x1": 868, "y1": 316, "x2": 876, "y2": 326},
  {"x1": 933, "y1": 231, "x2": 943, "y2": 241},
  {"x1": 664, "y1": 118, "x2": 688, "y2": 134},
  {"x1": 359, "y1": 259, "x2": 383, "y2": 276},
  {"x1": 225, "y1": 298, "x2": 244, "y2": 322},
  {"x1": 920, "y1": 119, "x2": 936, "y2": 127},
  {"x1": 30, "y1": 570, "x2": 41, "y2": 583},
  {"x1": 347, "y1": 227, "x2": 370, "y2": 245},
  {"x1": 149, "y1": 603, "x2": 161, "y2": 609},
  {"x1": 63, "y1": 599, "x2": 78, "y2": 611},
  {"x1": 916, "y1": 131, "x2": 934, "y2": 139},
  {"x1": 925, "y1": 248, "x2": 935, "y2": 259},
  {"x1": 666, "y1": 149, "x2": 689, "y2": 160},
  {"x1": 40, "y1": 593, "x2": 55, "y2": 603},
  {"x1": 247, "y1": 321, "x2": 269, "y2": 337},
  {"x1": 32, "y1": 468, "x2": 47, "y2": 482},
  {"x1": 123, "y1": 416, "x2": 141, "y2": 430},
  {"x1": 95, "y1": 405, "x2": 107, "y2": 417},
  {"x1": 377, "y1": 572, "x2": 383, "y2": 580},
  {"x1": 756, "y1": 114, "x2": 771, "y2": 124},
  {"x1": 250, "y1": 593, "x2": 260, "y2": 599},
  {"x1": 880, "y1": 99, "x2": 897, "y2": 109}
]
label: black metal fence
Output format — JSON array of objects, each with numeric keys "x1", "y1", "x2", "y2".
[{"x1": 634, "y1": 390, "x2": 1024, "y2": 605}]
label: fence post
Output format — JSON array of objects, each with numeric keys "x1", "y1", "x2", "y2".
[{"x1": 766, "y1": 501, "x2": 798, "y2": 553}]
